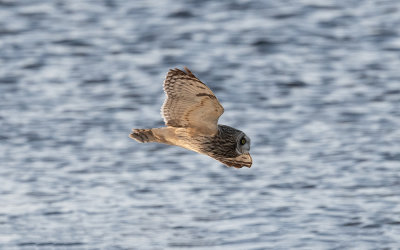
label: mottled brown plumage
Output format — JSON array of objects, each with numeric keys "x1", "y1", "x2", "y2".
[{"x1": 130, "y1": 67, "x2": 252, "y2": 168}]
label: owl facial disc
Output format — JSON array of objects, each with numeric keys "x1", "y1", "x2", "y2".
[{"x1": 236, "y1": 133, "x2": 251, "y2": 154}]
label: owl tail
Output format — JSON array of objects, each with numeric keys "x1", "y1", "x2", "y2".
[{"x1": 129, "y1": 128, "x2": 157, "y2": 143}]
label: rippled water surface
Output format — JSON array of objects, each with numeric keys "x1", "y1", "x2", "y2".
[{"x1": 1, "y1": 0, "x2": 400, "y2": 249}]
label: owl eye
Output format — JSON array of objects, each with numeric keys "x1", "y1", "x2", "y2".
[{"x1": 240, "y1": 138, "x2": 246, "y2": 145}]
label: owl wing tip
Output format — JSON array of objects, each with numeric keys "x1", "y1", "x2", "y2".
[
  {"x1": 183, "y1": 66, "x2": 196, "y2": 78},
  {"x1": 129, "y1": 129, "x2": 155, "y2": 143},
  {"x1": 166, "y1": 66, "x2": 196, "y2": 78},
  {"x1": 233, "y1": 163, "x2": 252, "y2": 169}
]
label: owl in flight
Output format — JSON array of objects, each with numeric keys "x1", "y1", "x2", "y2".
[{"x1": 129, "y1": 67, "x2": 252, "y2": 168}]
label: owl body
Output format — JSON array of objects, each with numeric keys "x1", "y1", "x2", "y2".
[{"x1": 130, "y1": 67, "x2": 252, "y2": 168}]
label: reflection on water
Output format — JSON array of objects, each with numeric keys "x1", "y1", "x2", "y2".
[{"x1": 1, "y1": 0, "x2": 400, "y2": 249}]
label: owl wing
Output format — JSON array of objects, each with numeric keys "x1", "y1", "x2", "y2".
[
  {"x1": 161, "y1": 67, "x2": 224, "y2": 135},
  {"x1": 217, "y1": 153, "x2": 252, "y2": 168}
]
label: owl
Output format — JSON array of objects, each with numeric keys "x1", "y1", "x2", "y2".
[{"x1": 129, "y1": 67, "x2": 252, "y2": 168}]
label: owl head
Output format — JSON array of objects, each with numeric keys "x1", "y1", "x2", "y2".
[{"x1": 202, "y1": 125, "x2": 252, "y2": 168}]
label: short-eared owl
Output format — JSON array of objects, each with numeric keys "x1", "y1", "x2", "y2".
[{"x1": 129, "y1": 67, "x2": 252, "y2": 168}]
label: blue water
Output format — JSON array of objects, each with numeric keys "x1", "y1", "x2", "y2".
[{"x1": 1, "y1": 0, "x2": 400, "y2": 249}]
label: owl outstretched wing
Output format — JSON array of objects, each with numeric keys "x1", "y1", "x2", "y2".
[
  {"x1": 161, "y1": 67, "x2": 224, "y2": 135},
  {"x1": 216, "y1": 153, "x2": 252, "y2": 168}
]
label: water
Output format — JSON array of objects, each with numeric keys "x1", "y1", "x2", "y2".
[{"x1": 1, "y1": 0, "x2": 400, "y2": 249}]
